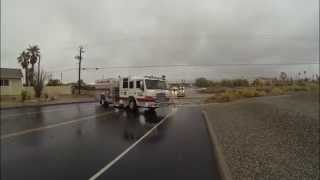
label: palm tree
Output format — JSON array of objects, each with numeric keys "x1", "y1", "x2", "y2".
[
  {"x1": 17, "y1": 51, "x2": 30, "y2": 86},
  {"x1": 27, "y1": 45, "x2": 40, "y2": 85}
]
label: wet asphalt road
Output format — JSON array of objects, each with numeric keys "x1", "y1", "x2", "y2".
[{"x1": 1, "y1": 103, "x2": 218, "y2": 180}]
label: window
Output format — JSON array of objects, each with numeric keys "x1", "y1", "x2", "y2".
[
  {"x1": 136, "y1": 81, "x2": 141, "y2": 88},
  {"x1": 145, "y1": 80, "x2": 167, "y2": 89},
  {"x1": 129, "y1": 81, "x2": 134, "y2": 88},
  {"x1": 123, "y1": 78, "x2": 128, "y2": 88},
  {"x1": 0, "y1": 79, "x2": 9, "y2": 86}
]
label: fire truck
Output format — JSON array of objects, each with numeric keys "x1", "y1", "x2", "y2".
[{"x1": 95, "y1": 75, "x2": 171, "y2": 110}]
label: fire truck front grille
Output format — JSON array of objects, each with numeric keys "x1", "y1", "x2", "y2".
[{"x1": 156, "y1": 93, "x2": 168, "y2": 103}]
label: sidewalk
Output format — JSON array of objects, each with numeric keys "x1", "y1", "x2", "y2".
[{"x1": 0, "y1": 95, "x2": 96, "y2": 109}]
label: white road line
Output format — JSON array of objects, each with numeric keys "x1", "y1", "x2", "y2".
[
  {"x1": 1, "y1": 111, "x2": 113, "y2": 140},
  {"x1": 88, "y1": 108, "x2": 178, "y2": 180}
]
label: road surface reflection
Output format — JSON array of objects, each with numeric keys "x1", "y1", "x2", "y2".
[{"x1": 120, "y1": 110, "x2": 165, "y2": 141}]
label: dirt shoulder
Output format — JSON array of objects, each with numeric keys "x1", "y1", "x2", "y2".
[
  {"x1": 202, "y1": 92, "x2": 319, "y2": 179},
  {"x1": 0, "y1": 95, "x2": 96, "y2": 109}
]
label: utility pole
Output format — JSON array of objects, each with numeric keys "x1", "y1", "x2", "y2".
[
  {"x1": 75, "y1": 46, "x2": 84, "y2": 95},
  {"x1": 60, "y1": 72, "x2": 63, "y2": 82}
]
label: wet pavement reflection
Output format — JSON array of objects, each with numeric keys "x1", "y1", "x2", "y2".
[
  {"x1": 1, "y1": 103, "x2": 218, "y2": 180},
  {"x1": 122, "y1": 110, "x2": 163, "y2": 141}
]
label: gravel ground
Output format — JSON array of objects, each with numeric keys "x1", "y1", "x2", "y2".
[
  {"x1": 0, "y1": 95, "x2": 95, "y2": 109},
  {"x1": 203, "y1": 92, "x2": 319, "y2": 179}
]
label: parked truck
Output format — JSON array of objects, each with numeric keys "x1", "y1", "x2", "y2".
[{"x1": 95, "y1": 75, "x2": 171, "y2": 110}]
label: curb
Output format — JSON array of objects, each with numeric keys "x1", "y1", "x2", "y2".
[
  {"x1": 202, "y1": 110, "x2": 232, "y2": 180},
  {"x1": 0, "y1": 100, "x2": 96, "y2": 110}
]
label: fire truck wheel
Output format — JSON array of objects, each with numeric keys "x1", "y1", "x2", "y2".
[
  {"x1": 128, "y1": 99, "x2": 137, "y2": 110},
  {"x1": 100, "y1": 98, "x2": 104, "y2": 105}
]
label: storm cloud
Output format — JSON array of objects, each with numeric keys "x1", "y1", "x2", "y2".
[{"x1": 1, "y1": 0, "x2": 319, "y2": 82}]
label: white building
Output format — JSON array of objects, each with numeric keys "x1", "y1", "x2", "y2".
[{"x1": 0, "y1": 68, "x2": 23, "y2": 96}]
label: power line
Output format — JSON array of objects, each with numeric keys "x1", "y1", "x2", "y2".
[
  {"x1": 47, "y1": 62, "x2": 319, "y2": 73},
  {"x1": 83, "y1": 62, "x2": 320, "y2": 70}
]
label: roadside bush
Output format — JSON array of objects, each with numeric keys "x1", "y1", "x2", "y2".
[
  {"x1": 205, "y1": 92, "x2": 234, "y2": 103},
  {"x1": 252, "y1": 79, "x2": 264, "y2": 86},
  {"x1": 256, "y1": 86, "x2": 272, "y2": 93},
  {"x1": 47, "y1": 79, "x2": 62, "y2": 86},
  {"x1": 219, "y1": 79, "x2": 250, "y2": 87},
  {"x1": 20, "y1": 90, "x2": 28, "y2": 102},
  {"x1": 33, "y1": 71, "x2": 47, "y2": 98},
  {"x1": 233, "y1": 79, "x2": 250, "y2": 87},
  {"x1": 202, "y1": 87, "x2": 228, "y2": 94},
  {"x1": 44, "y1": 93, "x2": 49, "y2": 99},
  {"x1": 308, "y1": 83, "x2": 319, "y2": 92},
  {"x1": 220, "y1": 79, "x2": 234, "y2": 87},
  {"x1": 195, "y1": 77, "x2": 211, "y2": 87},
  {"x1": 222, "y1": 90, "x2": 242, "y2": 101},
  {"x1": 270, "y1": 87, "x2": 285, "y2": 95},
  {"x1": 281, "y1": 84, "x2": 308, "y2": 92},
  {"x1": 238, "y1": 88, "x2": 259, "y2": 98},
  {"x1": 257, "y1": 91, "x2": 267, "y2": 97}
]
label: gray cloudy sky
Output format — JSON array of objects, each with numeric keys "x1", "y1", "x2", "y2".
[{"x1": 1, "y1": 0, "x2": 319, "y2": 83}]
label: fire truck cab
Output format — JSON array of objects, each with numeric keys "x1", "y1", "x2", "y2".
[{"x1": 97, "y1": 75, "x2": 170, "y2": 110}]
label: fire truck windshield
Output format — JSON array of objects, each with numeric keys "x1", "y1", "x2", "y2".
[{"x1": 145, "y1": 79, "x2": 167, "y2": 90}]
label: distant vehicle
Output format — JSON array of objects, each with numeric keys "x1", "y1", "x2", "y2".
[
  {"x1": 170, "y1": 86, "x2": 178, "y2": 96},
  {"x1": 95, "y1": 75, "x2": 171, "y2": 110},
  {"x1": 177, "y1": 86, "x2": 185, "y2": 97}
]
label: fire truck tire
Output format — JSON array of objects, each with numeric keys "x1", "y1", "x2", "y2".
[
  {"x1": 103, "y1": 102, "x2": 109, "y2": 108},
  {"x1": 128, "y1": 98, "x2": 137, "y2": 111},
  {"x1": 100, "y1": 98, "x2": 104, "y2": 105}
]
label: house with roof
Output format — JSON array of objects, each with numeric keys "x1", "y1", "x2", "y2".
[{"x1": 0, "y1": 68, "x2": 23, "y2": 96}]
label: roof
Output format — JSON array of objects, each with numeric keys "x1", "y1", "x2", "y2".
[{"x1": 0, "y1": 68, "x2": 23, "y2": 79}]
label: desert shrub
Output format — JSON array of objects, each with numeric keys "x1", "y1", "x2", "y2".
[
  {"x1": 283, "y1": 84, "x2": 308, "y2": 92},
  {"x1": 296, "y1": 80, "x2": 307, "y2": 86},
  {"x1": 237, "y1": 88, "x2": 259, "y2": 98},
  {"x1": 270, "y1": 87, "x2": 285, "y2": 95},
  {"x1": 308, "y1": 83, "x2": 319, "y2": 92},
  {"x1": 203, "y1": 87, "x2": 228, "y2": 94},
  {"x1": 47, "y1": 79, "x2": 62, "y2": 86},
  {"x1": 252, "y1": 79, "x2": 264, "y2": 86},
  {"x1": 195, "y1": 77, "x2": 211, "y2": 87},
  {"x1": 220, "y1": 79, "x2": 234, "y2": 87},
  {"x1": 44, "y1": 93, "x2": 49, "y2": 99},
  {"x1": 20, "y1": 90, "x2": 28, "y2": 102},
  {"x1": 233, "y1": 79, "x2": 250, "y2": 87},
  {"x1": 33, "y1": 71, "x2": 47, "y2": 98},
  {"x1": 257, "y1": 91, "x2": 267, "y2": 97},
  {"x1": 209, "y1": 81, "x2": 220, "y2": 87},
  {"x1": 223, "y1": 90, "x2": 242, "y2": 101},
  {"x1": 256, "y1": 86, "x2": 272, "y2": 93}
]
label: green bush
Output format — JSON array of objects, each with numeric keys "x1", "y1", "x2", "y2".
[
  {"x1": 308, "y1": 83, "x2": 319, "y2": 92},
  {"x1": 195, "y1": 77, "x2": 211, "y2": 87},
  {"x1": 203, "y1": 87, "x2": 228, "y2": 94},
  {"x1": 21, "y1": 90, "x2": 28, "y2": 102},
  {"x1": 257, "y1": 91, "x2": 267, "y2": 97},
  {"x1": 270, "y1": 87, "x2": 285, "y2": 95},
  {"x1": 256, "y1": 86, "x2": 272, "y2": 93},
  {"x1": 47, "y1": 79, "x2": 62, "y2": 86}
]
